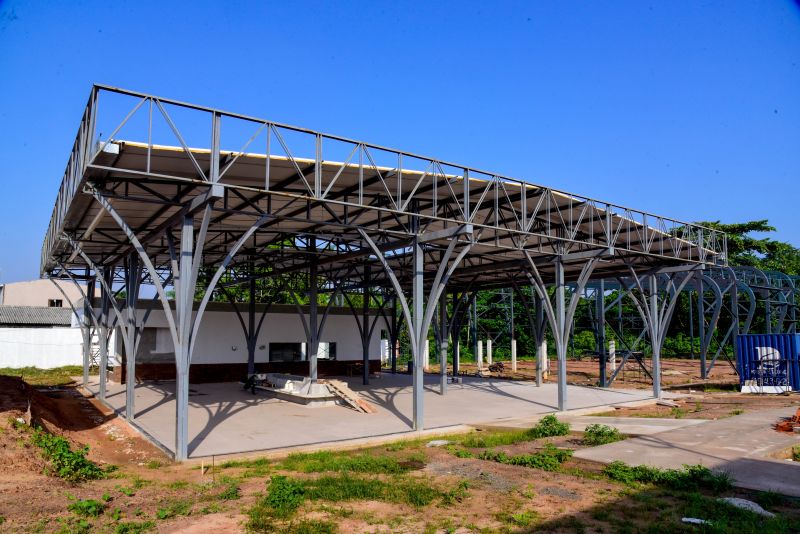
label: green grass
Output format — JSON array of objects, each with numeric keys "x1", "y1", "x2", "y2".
[
  {"x1": 583, "y1": 424, "x2": 625, "y2": 446},
  {"x1": 287, "y1": 519, "x2": 338, "y2": 534},
  {"x1": 0, "y1": 365, "x2": 88, "y2": 386},
  {"x1": 602, "y1": 462, "x2": 732, "y2": 493},
  {"x1": 460, "y1": 414, "x2": 570, "y2": 448},
  {"x1": 278, "y1": 450, "x2": 409, "y2": 474},
  {"x1": 114, "y1": 521, "x2": 155, "y2": 533},
  {"x1": 679, "y1": 492, "x2": 792, "y2": 533},
  {"x1": 218, "y1": 482, "x2": 241, "y2": 500},
  {"x1": 247, "y1": 473, "x2": 449, "y2": 531},
  {"x1": 479, "y1": 443, "x2": 573, "y2": 471},
  {"x1": 792, "y1": 445, "x2": 800, "y2": 462}
]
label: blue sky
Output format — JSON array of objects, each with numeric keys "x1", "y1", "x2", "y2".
[{"x1": 0, "y1": 1, "x2": 798, "y2": 284}]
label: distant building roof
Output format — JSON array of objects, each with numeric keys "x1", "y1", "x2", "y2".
[{"x1": 0, "y1": 306, "x2": 75, "y2": 327}]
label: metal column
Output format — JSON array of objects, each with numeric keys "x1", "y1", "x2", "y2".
[
  {"x1": 412, "y1": 237, "x2": 424, "y2": 430},
  {"x1": 439, "y1": 291, "x2": 448, "y2": 395},
  {"x1": 554, "y1": 257, "x2": 567, "y2": 411},
  {"x1": 650, "y1": 274, "x2": 662, "y2": 399},
  {"x1": 596, "y1": 281, "x2": 607, "y2": 388}
]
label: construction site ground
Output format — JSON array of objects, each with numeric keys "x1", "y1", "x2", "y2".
[{"x1": 1, "y1": 365, "x2": 799, "y2": 533}]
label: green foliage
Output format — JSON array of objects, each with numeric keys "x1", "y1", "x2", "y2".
[
  {"x1": 793, "y1": 446, "x2": 800, "y2": 462},
  {"x1": 698, "y1": 220, "x2": 800, "y2": 275},
  {"x1": 440, "y1": 480, "x2": 470, "y2": 506},
  {"x1": 115, "y1": 521, "x2": 155, "y2": 534},
  {"x1": 461, "y1": 415, "x2": 570, "y2": 448},
  {"x1": 583, "y1": 424, "x2": 625, "y2": 446},
  {"x1": 116, "y1": 485, "x2": 136, "y2": 497},
  {"x1": 479, "y1": 444, "x2": 573, "y2": 471},
  {"x1": 68, "y1": 498, "x2": 106, "y2": 518},
  {"x1": 602, "y1": 461, "x2": 732, "y2": 493},
  {"x1": 304, "y1": 474, "x2": 441, "y2": 507},
  {"x1": 529, "y1": 415, "x2": 571, "y2": 438},
  {"x1": 145, "y1": 459, "x2": 163, "y2": 469},
  {"x1": 279, "y1": 450, "x2": 407, "y2": 474},
  {"x1": 218, "y1": 482, "x2": 241, "y2": 500},
  {"x1": 679, "y1": 491, "x2": 791, "y2": 533},
  {"x1": 264, "y1": 475, "x2": 307, "y2": 519},
  {"x1": 497, "y1": 510, "x2": 539, "y2": 528},
  {"x1": 31, "y1": 428, "x2": 106, "y2": 482},
  {"x1": 155, "y1": 500, "x2": 192, "y2": 520}
]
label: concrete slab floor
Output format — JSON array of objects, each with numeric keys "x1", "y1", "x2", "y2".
[
  {"x1": 85, "y1": 373, "x2": 654, "y2": 458},
  {"x1": 575, "y1": 407, "x2": 800, "y2": 497}
]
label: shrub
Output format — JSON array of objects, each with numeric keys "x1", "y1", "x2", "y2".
[
  {"x1": 264, "y1": 475, "x2": 307, "y2": 518},
  {"x1": 68, "y1": 498, "x2": 106, "y2": 518},
  {"x1": 583, "y1": 424, "x2": 625, "y2": 446},
  {"x1": 602, "y1": 461, "x2": 732, "y2": 493},
  {"x1": 31, "y1": 428, "x2": 106, "y2": 482},
  {"x1": 527, "y1": 415, "x2": 570, "y2": 439}
]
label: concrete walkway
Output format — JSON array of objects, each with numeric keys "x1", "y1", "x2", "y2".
[
  {"x1": 85, "y1": 373, "x2": 654, "y2": 458},
  {"x1": 575, "y1": 407, "x2": 800, "y2": 496}
]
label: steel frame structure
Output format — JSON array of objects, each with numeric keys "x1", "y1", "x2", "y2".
[{"x1": 42, "y1": 86, "x2": 724, "y2": 460}]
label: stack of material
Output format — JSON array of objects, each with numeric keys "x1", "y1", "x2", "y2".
[{"x1": 321, "y1": 379, "x2": 377, "y2": 413}]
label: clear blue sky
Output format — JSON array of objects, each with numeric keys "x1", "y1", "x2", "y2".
[{"x1": 0, "y1": 1, "x2": 798, "y2": 284}]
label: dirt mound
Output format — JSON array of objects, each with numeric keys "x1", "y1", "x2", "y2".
[{"x1": 0, "y1": 375, "x2": 166, "y2": 470}]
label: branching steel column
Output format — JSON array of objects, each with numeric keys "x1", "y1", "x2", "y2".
[
  {"x1": 554, "y1": 258, "x2": 567, "y2": 410},
  {"x1": 247, "y1": 271, "x2": 257, "y2": 377},
  {"x1": 124, "y1": 254, "x2": 142, "y2": 422},
  {"x1": 390, "y1": 297, "x2": 398, "y2": 374},
  {"x1": 412, "y1": 238, "x2": 424, "y2": 429},
  {"x1": 175, "y1": 214, "x2": 197, "y2": 461}
]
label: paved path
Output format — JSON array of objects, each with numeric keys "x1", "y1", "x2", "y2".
[{"x1": 575, "y1": 407, "x2": 800, "y2": 496}]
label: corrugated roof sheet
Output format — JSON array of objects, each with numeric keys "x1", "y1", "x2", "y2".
[{"x1": 0, "y1": 306, "x2": 75, "y2": 326}]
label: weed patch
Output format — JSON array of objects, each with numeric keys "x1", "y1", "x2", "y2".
[
  {"x1": 583, "y1": 424, "x2": 625, "y2": 446},
  {"x1": 461, "y1": 414, "x2": 569, "y2": 448},
  {"x1": 479, "y1": 444, "x2": 573, "y2": 471},
  {"x1": 155, "y1": 499, "x2": 192, "y2": 520},
  {"x1": 68, "y1": 498, "x2": 106, "y2": 518},
  {"x1": 603, "y1": 462, "x2": 731, "y2": 493},
  {"x1": 114, "y1": 520, "x2": 155, "y2": 533},
  {"x1": 31, "y1": 428, "x2": 106, "y2": 482}
]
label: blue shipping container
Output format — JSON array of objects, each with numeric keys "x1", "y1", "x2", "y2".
[{"x1": 735, "y1": 334, "x2": 800, "y2": 391}]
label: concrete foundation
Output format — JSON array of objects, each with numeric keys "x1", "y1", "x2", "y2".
[{"x1": 86, "y1": 374, "x2": 653, "y2": 458}]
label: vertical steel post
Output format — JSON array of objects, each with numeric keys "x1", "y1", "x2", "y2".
[
  {"x1": 308, "y1": 239, "x2": 319, "y2": 381},
  {"x1": 439, "y1": 291, "x2": 448, "y2": 395},
  {"x1": 124, "y1": 255, "x2": 141, "y2": 422},
  {"x1": 535, "y1": 292, "x2": 544, "y2": 387},
  {"x1": 82, "y1": 278, "x2": 95, "y2": 387},
  {"x1": 554, "y1": 257, "x2": 567, "y2": 411},
  {"x1": 362, "y1": 265, "x2": 371, "y2": 386},
  {"x1": 412, "y1": 237, "x2": 424, "y2": 430},
  {"x1": 471, "y1": 295, "x2": 478, "y2": 364},
  {"x1": 696, "y1": 274, "x2": 707, "y2": 379},
  {"x1": 174, "y1": 214, "x2": 196, "y2": 461},
  {"x1": 99, "y1": 268, "x2": 111, "y2": 401},
  {"x1": 650, "y1": 274, "x2": 662, "y2": 399},
  {"x1": 247, "y1": 271, "x2": 257, "y2": 377},
  {"x1": 390, "y1": 296, "x2": 398, "y2": 374},
  {"x1": 597, "y1": 281, "x2": 607, "y2": 388}
]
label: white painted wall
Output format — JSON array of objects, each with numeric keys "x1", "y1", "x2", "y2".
[
  {"x1": 109, "y1": 309, "x2": 388, "y2": 365},
  {"x1": 0, "y1": 327, "x2": 84, "y2": 368}
]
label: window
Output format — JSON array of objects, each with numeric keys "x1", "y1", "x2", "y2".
[
  {"x1": 269, "y1": 343, "x2": 304, "y2": 362},
  {"x1": 48, "y1": 299, "x2": 63, "y2": 308}
]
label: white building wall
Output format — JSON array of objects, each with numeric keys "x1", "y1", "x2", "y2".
[
  {"x1": 109, "y1": 309, "x2": 388, "y2": 364},
  {"x1": 0, "y1": 327, "x2": 84, "y2": 368}
]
